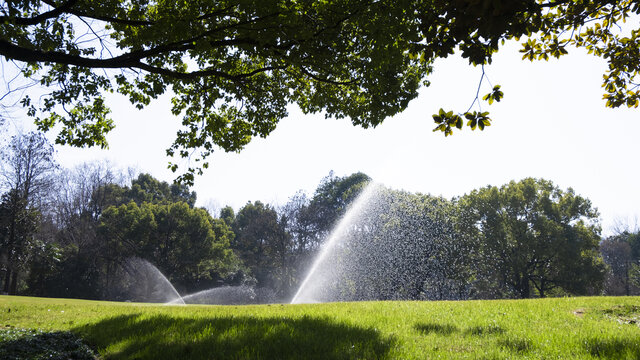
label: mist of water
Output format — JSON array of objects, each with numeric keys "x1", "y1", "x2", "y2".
[
  {"x1": 167, "y1": 285, "x2": 256, "y2": 305},
  {"x1": 123, "y1": 257, "x2": 185, "y2": 304},
  {"x1": 122, "y1": 258, "x2": 259, "y2": 305},
  {"x1": 289, "y1": 182, "x2": 471, "y2": 304},
  {"x1": 121, "y1": 180, "x2": 470, "y2": 306},
  {"x1": 291, "y1": 182, "x2": 381, "y2": 304}
]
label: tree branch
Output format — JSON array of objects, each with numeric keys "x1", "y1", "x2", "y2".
[
  {"x1": 299, "y1": 67, "x2": 357, "y2": 85},
  {"x1": 0, "y1": 39, "x2": 138, "y2": 68},
  {"x1": 41, "y1": 0, "x2": 153, "y2": 26},
  {"x1": 134, "y1": 62, "x2": 286, "y2": 82},
  {"x1": 0, "y1": 0, "x2": 79, "y2": 26},
  {"x1": 466, "y1": 65, "x2": 486, "y2": 113},
  {"x1": 538, "y1": 0, "x2": 571, "y2": 8},
  {"x1": 0, "y1": 37, "x2": 340, "y2": 85}
]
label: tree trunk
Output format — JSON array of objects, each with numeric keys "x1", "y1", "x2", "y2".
[
  {"x1": 517, "y1": 276, "x2": 530, "y2": 298},
  {"x1": 625, "y1": 261, "x2": 630, "y2": 296},
  {"x1": 105, "y1": 262, "x2": 111, "y2": 300},
  {"x1": 2, "y1": 270, "x2": 11, "y2": 293},
  {"x1": 9, "y1": 270, "x2": 18, "y2": 295}
]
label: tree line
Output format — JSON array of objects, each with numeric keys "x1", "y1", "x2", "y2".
[{"x1": 0, "y1": 132, "x2": 638, "y2": 302}]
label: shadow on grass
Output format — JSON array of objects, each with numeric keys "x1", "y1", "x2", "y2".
[
  {"x1": 584, "y1": 337, "x2": 640, "y2": 359},
  {"x1": 498, "y1": 338, "x2": 531, "y2": 354},
  {"x1": 465, "y1": 324, "x2": 506, "y2": 336},
  {"x1": 74, "y1": 313, "x2": 395, "y2": 360},
  {"x1": 415, "y1": 322, "x2": 533, "y2": 357},
  {"x1": 414, "y1": 322, "x2": 459, "y2": 335},
  {"x1": 414, "y1": 322, "x2": 506, "y2": 337}
]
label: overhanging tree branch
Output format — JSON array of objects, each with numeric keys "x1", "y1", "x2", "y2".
[
  {"x1": 41, "y1": 0, "x2": 153, "y2": 26},
  {"x1": 0, "y1": 39, "x2": 356, "y2": 86},
  {"x1": 0, "y1": 0, "x2": 79, "y2": 26}
]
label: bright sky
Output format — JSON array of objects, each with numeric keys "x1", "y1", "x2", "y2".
[{"x1": 11, "y1": 41, "x2": 639, "y2": 236}]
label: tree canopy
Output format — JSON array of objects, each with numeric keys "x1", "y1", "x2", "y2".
[
  {"x1": 2, "y1": 1, "x2": 638, "y2": 182},
  {"x1": 458, "y1": 178, "x2": 605, "y2": 298},
  {"x1": 98, "y1": 200, "x2": 237, "y2": 293},
  {"x1": 230, "y1": 200, "x2": 291, "y2": 295},
  {"x1": 601, "y1": 230, "x2": 640, "y2": 295},
  {"x1": 0, "y1": 132, "x2": 57, "y2": 294}
]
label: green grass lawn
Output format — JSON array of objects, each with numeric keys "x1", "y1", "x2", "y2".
[{"x1": 1, "y1": 295, "x2": 639, "y2": 359}]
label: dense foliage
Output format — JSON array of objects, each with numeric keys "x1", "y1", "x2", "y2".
[
  {"x1": 0, "y1": 133, "x2": 631, "y2": 301},
  {"x1": 0, "y1": 132, "x2": 56, "y2": 295},
  {"x1": 1, "y1": 1, "x2": 638, "y2": 181},
  {"x1": 601, "y1": 231, "x2": 640, "y2": 295},
  {"x1": 458, "y1": 178, "x2": 606, "y2": 298}
]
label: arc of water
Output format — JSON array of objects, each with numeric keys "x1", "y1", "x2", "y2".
[
  {"x1": 291, "y1": 183, "x2": 379, "y2": 304},
  {"x1": 165, "y1": 290, "x2": 186, "y2": 305},
  {"x1": 154, "y1": 270, "x2": 185, "y2": 305},
  {"x1": 165, "y1": 292, "x2": 186, "y2": 305},
  {"x1": 167, "y1": 285, "x2": 256, "y2": 305},
  {"x1": 128, "y1": 257, "x2": 185, "y2": 305}
]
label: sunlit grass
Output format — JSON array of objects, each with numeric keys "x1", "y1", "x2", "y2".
[{"x1": 1, "y1": 295, "x2": 639, "y2": 359}]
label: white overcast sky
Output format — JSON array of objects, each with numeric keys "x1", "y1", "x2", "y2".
[{"x1": 8, "y1": 41, "x2": 640, "y2": 235}]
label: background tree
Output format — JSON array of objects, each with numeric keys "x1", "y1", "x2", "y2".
[
  {"x1": 33, "y1": 162, "x2": 128, "y2": 299},
  {"x1": 601, "y1": 236, "x2": 634, "y2": 295},
  {"x1": 307, "y1": 172, "x2": 371, "y2": 239},
  {"x1": 96, "y1": 192, "x2": 238, "y2": 298},
  {"x1": 0, "y1": 132, "x2": 56, "y2": 294},
  {"x1": 148, "y1": 202, "x2": 237, "y2": 292},
  {"x1": 278, "y1": 172, "x2": 372, "y2": 295},
  {"x1": 280, "y1": 190, "x2": 317, "y2": 287},
  {"x1": 292, "y1": 185, "x2": 476, "y2": 302},
  {"x1": 95, "y1": 201, "x2": 156, "y2": 299},
  {"x1": 340, "y1": 189, "x2": 474, "y2": 301},
  {"x1": 231, "y1": 201, "x2": 292, "y2": 298},
  {"x1": 458, "y1": 178, "x2": 605, "y2": 298},
  {"x1": 219, "y1": 206, "x2": 235, "y2": 228},
  {"x1": 126, "y1": 173, "x2": 196, "y2": 207},
  {"x1": 601, "y1": 230, "x2": 640, "y2": 296},
  {"x1": 89, "y1": 173, "x2": 196, "y2": 210},
  {"x1": 0, "y1": 190, "x2": 41, "y2": 294},
  {"x1": 27, "y1": 170, "x2": 238, "y2": 300},
  {"x1": 95, "y1": 201, "x2": 239, "y2": 299}
]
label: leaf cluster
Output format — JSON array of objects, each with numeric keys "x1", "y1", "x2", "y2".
[
  {"x1": 521, "y1": 1, "x2": 640, "y2": 110},
  {"x1": 1, "y1": 1, "x2": 639, "y2": 182},
  {"x1": 432, "y1": 109, "x2": 491, "y2": 136}
]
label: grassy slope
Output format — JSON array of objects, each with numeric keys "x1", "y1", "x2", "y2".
[{"x1": 1, "y1": 295, "x2": 639, "y2": 359}]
